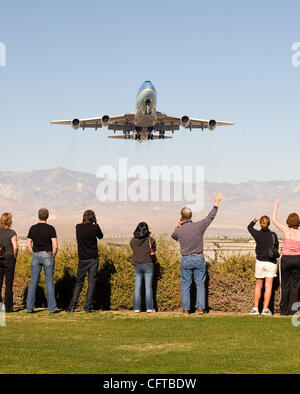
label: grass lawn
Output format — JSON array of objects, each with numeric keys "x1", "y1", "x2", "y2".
[{"x1": 0, "y1": 310, "x2": 299, "y2": 374}]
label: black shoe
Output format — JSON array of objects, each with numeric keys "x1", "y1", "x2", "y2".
[
  {"x1": 280, "y1": 311, "x2": 290, "y2": 316},
  {"x1": 27, "y1": 310, "x2": 35, "y2": 314},
  {"x1": 85, "y1": 309, "x2": 92, "y2": 313},
  {"x1": 49, "y1": 310, "x2": 59, "y2": 314},
  {"x1": 66, "y1": 307, "x2": 75, "y2": 313}
]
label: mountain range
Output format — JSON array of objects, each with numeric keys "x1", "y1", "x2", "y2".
[{"x1": 0, "y1": 167, "x2": 298, "y2": 239}]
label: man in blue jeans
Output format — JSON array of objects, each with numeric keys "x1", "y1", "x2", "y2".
[
  {"x1": 171, "y1": 193, "x2": 223, "y2": 315},
  {"x1": 26, "y1": 208, "x2": 58, "y2": 314}
]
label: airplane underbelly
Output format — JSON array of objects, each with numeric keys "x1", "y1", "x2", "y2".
[{"x1": 134, "y1": 112, "x2": 156, "y2": 127}]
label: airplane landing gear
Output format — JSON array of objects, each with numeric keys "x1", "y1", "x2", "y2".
[{"x1": 159, "y1": 131, "x2": 165, "y2": 139}]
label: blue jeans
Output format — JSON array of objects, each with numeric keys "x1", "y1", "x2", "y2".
[
  {"x1": 26, "y1": 252, "x2": 56, "y2": 313},
  {"x1": 69, "y1": 258, "x2": 99, "y2": 312},
  {"x1": 181, "y1": 254, "x2": 206, "y2": 311},
  {"x1": 134, "y1": 262, "x2": 154, "y2": 311}
]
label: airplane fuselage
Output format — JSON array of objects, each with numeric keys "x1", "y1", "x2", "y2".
[{"x1": 134, "y1": 81, "x2": 157, "y2": 129}]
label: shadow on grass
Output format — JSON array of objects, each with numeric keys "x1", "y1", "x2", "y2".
[{"x1": 23, "y1": 285, "x2": 48, "y2": 308}]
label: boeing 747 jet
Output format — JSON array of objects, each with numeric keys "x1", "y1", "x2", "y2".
[{"x1": 51, "y1": 81, "x2": 234, "y2": 142}]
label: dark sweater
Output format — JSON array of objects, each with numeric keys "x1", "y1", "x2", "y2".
[
  {"x1": 76, "y1": 223, "x2": 103, "y2": 261},
  {"x1": 171, "y1": 206, "x2": 218, "y2": 255},
  {"x1": 0, "y1": 228, "x2": 17, "y2": 256},
  {"x1": 130, "y1": 236, "x2": 156, "y2": 265},
  {"x1": 247, "y1": 220, "x2": 278, "y2": 263}
]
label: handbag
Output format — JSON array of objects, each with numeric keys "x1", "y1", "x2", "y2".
[
  {"x1": 148, "y1": 237, "x2": 157, "y2": 263},
  {"x1": 267, "y1": 232, "x2": 280, "y2": 259}
]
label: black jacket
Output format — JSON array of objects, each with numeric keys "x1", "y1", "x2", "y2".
[
  {"x1": 130, "y1": 236, "x2": 156, "y2": 265},
  {"x1": 247, "y1": 220, "x2": 278, "y2": 263},
  {"x1": 76, "y1": 223, "x2": 103, "y2": 261}
]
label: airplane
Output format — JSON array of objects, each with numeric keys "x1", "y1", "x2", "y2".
[{"x1": 51, "y1": 81, "x2": 234, "y2": 142}]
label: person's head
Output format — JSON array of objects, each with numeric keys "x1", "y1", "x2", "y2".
[
  {"x1": 38, "y1": 208, "x2": 49, "y2": 222},
  {"x1": 133, "y1": 222, "x2": 150, "y2": 239},
  {"x1": 0, "y1": 212, "x2": 12, "y2": 229},
  {"x1": 181, "y1": 207, "x2": 192, "y2": 222},
  {"x1": 286, "y1": 213, "x2": 300, "y2": 229},
  {"x1": 82, "y1": 210, "x2": 96, "y2": 224},
  {"x1": 260, "y1": 215, "x2": 270, "y2": 230}
]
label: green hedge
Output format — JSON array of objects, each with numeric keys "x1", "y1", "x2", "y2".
[{"x1": 10, "y1": 238, "x2": 281, "y2": 313}]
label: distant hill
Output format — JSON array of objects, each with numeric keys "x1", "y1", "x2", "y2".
[{"x1": 0, "y1": 167, "x2": 298, "y2": 239}]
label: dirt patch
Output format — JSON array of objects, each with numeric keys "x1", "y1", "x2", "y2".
[{"x1": 118, "y1": 343, "x2": 193, "y2": 352}]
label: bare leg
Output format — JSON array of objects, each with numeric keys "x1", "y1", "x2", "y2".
[
  {"x1": 254, "y1": 279, "x2": 263, "y2": 308},
  {"x1": 263, "y1": 277, "x2": 274, "y2": 310}
]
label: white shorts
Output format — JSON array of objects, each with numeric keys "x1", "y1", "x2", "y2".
[{"x1": 255, "y1": 260, "x2": 277, "y2": 279}]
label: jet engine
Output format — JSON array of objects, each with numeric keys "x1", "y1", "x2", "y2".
[
  {"x1": 208, "y1": 119, "x2": 217, "y2": 131},
  {"x1": 180, "y1": 116, "x2": 190, "y2": 128},
  {"x1": 72, "y1": 118, "x2": 80, "y2": 130},
  {"x1": 102, "y1": 115, "x2": 110, "y2": 127}
]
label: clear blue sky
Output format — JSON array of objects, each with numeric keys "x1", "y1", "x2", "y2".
[{"x1": 0, "y1": 0, "x2": 299, "y2": 182}]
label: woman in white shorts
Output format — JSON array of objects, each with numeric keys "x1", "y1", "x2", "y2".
[{"x1": 247, "y1": 216, "x2": 279, "y2": 315}]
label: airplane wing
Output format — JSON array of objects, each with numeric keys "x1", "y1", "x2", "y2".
[
  {"x1": 155, "y1": 112, "x2": 234, "y2": 130},
  {"x1": 51, "y1": 113, "x2": 135, "y2": 130}
]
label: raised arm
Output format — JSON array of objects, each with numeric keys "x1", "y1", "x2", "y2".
[
  {"x1": 272, "y1": 199, "x2": 288, "y2": 233},
  {"x1": 95, "y1": 224, "x2": 104, "y2": 240},
  {"x1": 198, "y1": 193, "x2": 223, "y2": 231},
  {"x1": 213, "y1": 192, "x2": 223, "y2": 208},
  {"x1": 247, "y1": 218, "x2": 260, "y2": 238}
]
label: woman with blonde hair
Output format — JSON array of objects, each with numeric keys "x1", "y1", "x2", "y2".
[
  {"x1": 272, "y1": 200, "x2": 300, "y2": 315},
  {"x1": 0, "y1": 213, "x2": 18, "y2": 313}
]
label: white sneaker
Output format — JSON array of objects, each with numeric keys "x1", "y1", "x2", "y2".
[
  {"x1": 147, "y1": 309, "x2": 155, "y2": 313},
  {"x1": 250, "y1": 307, "x2": 260, "y2": 315},
  {"x1": 261, "y1": 308, "x2": 272, "y2": 316},
  {"x1": 134, "y1": 310, "x2": 140, "y2": 313}
]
